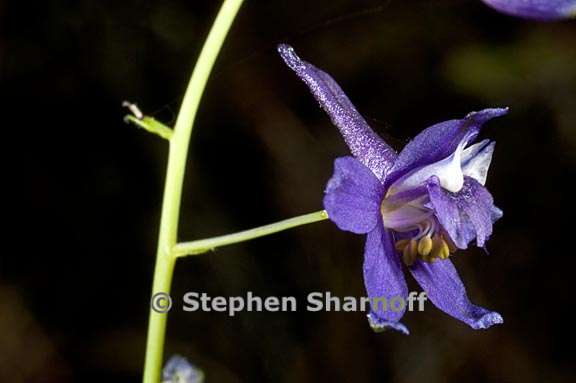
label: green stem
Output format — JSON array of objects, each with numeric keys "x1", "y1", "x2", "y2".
[
  {"x1": 142, "y1": 1, "x2": 243, "y2": 382},
  {"x1": 173, "y1": 210, "x2": 329, "y2": 257}
]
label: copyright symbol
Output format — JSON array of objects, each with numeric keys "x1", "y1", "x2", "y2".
[{"x1": 151, "y1": 292, "x2": 172, "y2": 313}]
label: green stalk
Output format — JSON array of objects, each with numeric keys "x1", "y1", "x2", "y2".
[
  {"x1": 174, "y1": 210, "x2": 328, "y2": 257},
  {"x1": 142, "y1": 1, "x2": 244, "y2": 382}
]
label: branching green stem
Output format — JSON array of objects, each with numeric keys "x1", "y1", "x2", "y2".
[
  {"x1": 142, "y1": 1, "x2": 243, "y2": 382},
  {"x1": 142, "y1": 1, "x2": 328, "y2": 382}
]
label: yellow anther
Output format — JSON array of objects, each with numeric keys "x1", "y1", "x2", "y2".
[
  {"x1": 428, "y1": 236, "x2": 440, "y2": 261},
  {"x1": 395, "y1": 239, "x2": 410, "y2": 252},
  {"x1": 431, "y1": 236, "x2": 450, "y2": 261},
  {"x1": 417, "y1": 235, "x2": 433, "y2": 256},
  {"x1": 402, "y1": 239, "x2": 418, "y2": 266},
  {"x1": 439, "y1": 241, "x2": 450, "y2": 259},
  {"x1": 443, "y1": 235, "x2": 457, "y2": 253}
]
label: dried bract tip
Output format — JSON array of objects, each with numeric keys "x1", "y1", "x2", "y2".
[{"x1": 122, "y1": 100, "x2": 144, "y2": 120}]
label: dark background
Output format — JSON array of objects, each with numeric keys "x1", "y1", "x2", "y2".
[{"x1": 2, "y1": 0, "x2": 576, "y2": 382}]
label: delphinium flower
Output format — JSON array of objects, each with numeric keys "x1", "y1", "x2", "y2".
[
  {"x1": 162, "y1": 355, "x2": 204, "y2": 383},
  {"x1": 278, "y1": 44, "x2": 506, "y2": 334},
  {"x1": 481, "y1": 0, "x2": 576, "y2": 20}
]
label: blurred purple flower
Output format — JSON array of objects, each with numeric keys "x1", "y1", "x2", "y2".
[
  {"x1": 481, "y1": 0, "x2": 576, "y2": 20},
  {"x1": 163, "y1": 355, "x2": 204, "y2": 383},
  {"x1": 278, "y1": 44, "x2": 506, "y2": 334}
]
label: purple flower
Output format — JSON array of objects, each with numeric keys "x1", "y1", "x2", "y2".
[
  {"x1": 163, "y1": 355, "x2": 204, "y2": 383},
  {"x1": 481, "y1": 0, "x2": 576, "y2": 20},
  {"x1": 278, "y1": 44, "x2": 506, "y2": 334}
]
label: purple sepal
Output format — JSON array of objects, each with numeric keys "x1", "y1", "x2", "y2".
[
  {"x1": 363, "y1": 225, "x2": 409, "y2": 331},
  {"x1": 481, "y1": 0, "x2": 576, "y2": 21},
  {"x1": 409, "y1": 259, "x2": 504, "y2": 329},
  {"x1": 278, "y1": 44, "x2": 397, "y2": 180},
  {"x1": 367, "y1": 312, "x2": 410, "y2": 335},
  {"x1": 324, "y1": 156, "x2": 384, "y2": 234}
]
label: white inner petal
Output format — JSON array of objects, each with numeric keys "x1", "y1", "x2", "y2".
[
  {"x1": 461, "y1": 140, "x2": 495, "y2": 185},
  {"x1": 390, "y1": 140, "x2": 466, "y2": 194}
]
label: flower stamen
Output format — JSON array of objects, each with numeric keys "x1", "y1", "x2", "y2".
[
  {"x1": 402, "y1": 239, "x2": 418, "y2": 266},
  {"x1": 417, "y1": 235, "x2": 433, "y2": 256},
  {"x1": 431, "y1": 235, "x2": 450, "y2": 261},
  {"x1": 396, "y1": 232, "x2": 455, "y2": 266}
]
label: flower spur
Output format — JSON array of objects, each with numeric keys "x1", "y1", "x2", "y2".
[{"x1": 278, "y1": 44, "x2": 505, "y2": 334}]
